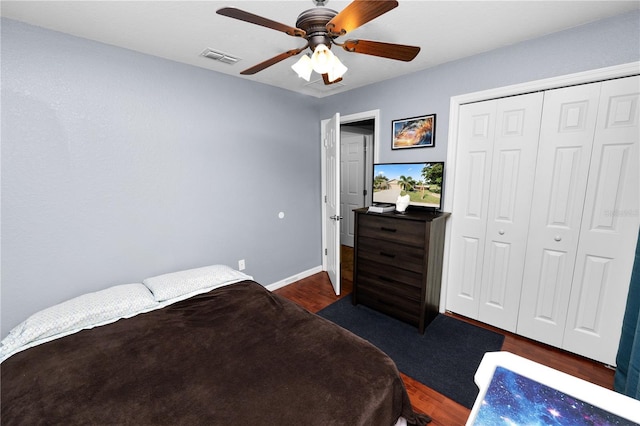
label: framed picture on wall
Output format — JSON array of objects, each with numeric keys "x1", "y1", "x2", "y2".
[{"x1": 392, "y1": 114, "x2": 436, "y2": 149}]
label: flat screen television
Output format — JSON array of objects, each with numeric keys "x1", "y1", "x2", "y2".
[{"x1": 372, "y1": 162, "x2": 444, "y2": 211}]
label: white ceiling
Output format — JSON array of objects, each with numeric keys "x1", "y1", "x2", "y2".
[{"x1": 2, "y1": 1, "x2": 638, "y2": 98}]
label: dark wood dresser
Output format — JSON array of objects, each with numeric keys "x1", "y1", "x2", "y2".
[{"x1": 352, "y1": 208, "x2": 450, "y2": 333}]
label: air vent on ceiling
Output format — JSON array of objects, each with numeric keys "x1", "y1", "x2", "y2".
[
  {"x1": 305, "y1": 77, "x2": 346, "y2": 91},
  {"x1": 200, "y1": 48, "x2": 240, "y2": 65}
]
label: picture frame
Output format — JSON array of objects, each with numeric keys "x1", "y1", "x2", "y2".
[{"x1": 392, "y1": 114, "x2": 436, "y2": 149}]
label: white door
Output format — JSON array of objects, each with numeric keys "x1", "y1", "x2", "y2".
[
  {"x1": 517, "y1": 82, "x2": 601, "y2": 346},
  {"x1": 340, "y1": 132, "x2": 367, "y2": 247},
  {"x1": 447, "y1": 93, "x2": 543, "y2": 328},
  {"x1": 563, "y1": 75, "x2": 640, "y2": 365},
  {"x1": 477, "y1": 92, "x2": 544, "y2": 332},
  {"x1": 446, "y1": 99, "x2": 497, "y2": 318},
  {"x1": 324, "y1": 113, "x2": 341, "y2": 295}
]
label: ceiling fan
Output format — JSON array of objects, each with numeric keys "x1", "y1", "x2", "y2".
[{"x1": 216, "y1": 0, "x2": 420, "y2": 85}]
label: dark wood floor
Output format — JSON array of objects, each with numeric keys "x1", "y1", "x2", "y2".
[{"x1": 274, "y1": 246, "x2": 616, "y2": 426}]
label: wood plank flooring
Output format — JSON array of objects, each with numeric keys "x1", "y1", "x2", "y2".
[{"x1": 274, "y1": 246, "x2": 615, "y2": 426}]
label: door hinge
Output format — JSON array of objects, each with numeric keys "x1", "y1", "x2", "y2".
[
  {"x1": 324, "y1": 195, "x2": 327, "y2": 203},
  {"x1": 363, "y1": 189, "x2": 368, "y2": 196},
  {"x1": 325, "y1": 248, "x2": 327, "y2": 255}
]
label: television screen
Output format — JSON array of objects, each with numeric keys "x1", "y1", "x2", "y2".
[{"x1": 372, "y1": 162, "x2": 444, "y2": 211}]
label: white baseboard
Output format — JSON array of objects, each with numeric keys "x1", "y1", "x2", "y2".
[{"x1": 266, "y1": 265, "x2": 323, "y2": 291}]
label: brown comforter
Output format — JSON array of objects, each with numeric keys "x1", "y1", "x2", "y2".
[{"x1": 1, "y1": 280, "x2": 430, "y2": 425}]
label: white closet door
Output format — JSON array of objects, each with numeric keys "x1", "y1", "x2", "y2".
[
  {"x1": 517, "y1": 83, "x2": 602, "y2": 346},
  {"x1": 477, "y1": 92, "x2": 543, "y2": 332},
  {"x1": 563, "y1": 76, "x2": 640, "y2": 365},
  {"x1": 446, "y1": 100, "x2": 496, "y2": 318}
]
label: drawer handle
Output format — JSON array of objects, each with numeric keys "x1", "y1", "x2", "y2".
[
  {"x1": 378, "y1": 275, "x2": 394, "y2": 282},
  {"x1": 379, "y1": 252, "x2": 396, "y2": 258},
  {"x1": 380, "y1": 227, "x2": 397, "y2": 233}
]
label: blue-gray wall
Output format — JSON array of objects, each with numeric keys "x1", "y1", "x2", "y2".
[
  {"x1": 1, "y1": 18, "x2": 322, "y2": 337},
  {"x1": 2, "y1": 10, "x2": 639, "y2": 338}
]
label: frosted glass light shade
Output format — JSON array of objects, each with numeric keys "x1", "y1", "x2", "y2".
[
  {"x1": 310, "y1": 44, "x2": 334, "y2": 74},
  {"x1": 327, "y1": 56, "x2": 348, "y2": 82},
  {"x1": 291, "y1": 54, "x2": 313, "y2": 81}
]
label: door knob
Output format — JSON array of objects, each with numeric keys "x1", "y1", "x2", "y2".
[{"x1": 330, "y1": 215, "x2": 343, "y2": 221}]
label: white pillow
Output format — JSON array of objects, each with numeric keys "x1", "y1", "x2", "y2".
[
  {"x1": 143, "y1": 264, "x2": 252, "y2": 302},
  {"x1": 1, "y1": 283, "x2": 157, "y2": 360}
]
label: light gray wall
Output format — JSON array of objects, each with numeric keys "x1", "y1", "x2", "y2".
[
  {"x1": 1, "y1": 18, "x2": 322, "y2": 337},
  {"x1": 319, "y1": 10, "x2": 640, "y2": 164}
]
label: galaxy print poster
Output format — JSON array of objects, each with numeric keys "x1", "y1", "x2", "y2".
[{"x1": 472, "y1": 366, "x2": 638, "y2": 425}]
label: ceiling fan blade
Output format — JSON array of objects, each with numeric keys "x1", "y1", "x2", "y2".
[
  {"x1": 341, "y1": 39, "x2": 420, "y2": 61},
  {"x1": 217, "y1": 7, "x2": 306, "y2": 38},
  {"x1": 240, "y1": 47, "x2": 307, "y2": 75},
  {"x1": 322, "y1": 73, "x2": 343, "y2": 85},
  {"x1": 326, "y1": 0, "x2": 398, "y2": 36}
]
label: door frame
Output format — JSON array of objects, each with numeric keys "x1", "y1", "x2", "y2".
[
  {"x1": 441, "y1": 61, "x2": 640, "y2": 313},
  {"x1": 321, "y1": 109, "x2": 380, "y2": 274}
]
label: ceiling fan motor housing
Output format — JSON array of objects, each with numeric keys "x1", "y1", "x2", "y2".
[{"x1": 296, "y1": 8, "x2": 338, "y2": 51}]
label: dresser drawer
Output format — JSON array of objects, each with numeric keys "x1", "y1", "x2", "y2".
[
  {"x1": 357, "y1": 260, "x2": 422, "y2": 302},
  {"x1": 357, "y1": 236, "x2": 425, "y2": 274},
  {"x1": 358, "y1": 214, "x2": 426, "y2": 247},
  {"x1": 357, "y1": 287, "x2": 421, "y2": 325}
]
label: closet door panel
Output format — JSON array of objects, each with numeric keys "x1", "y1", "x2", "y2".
[
  {"x1": 517, "y1": 83, "x2": 601, "y2": 346},
  {"x1": 446, "y1": 101, "x2": 496, "y2": 318},
  {"x1": 478, "y1": 93, "x2": 544, "y2": 331},
  {"x1": 563, "y1": 76, "x2": 640, "y2": 365}
]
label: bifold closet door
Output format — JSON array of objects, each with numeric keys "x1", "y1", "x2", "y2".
[
  {"x1": 562, "y1": 76, "x2": 640, "y2": 366},
  {"x1": 447, "y1": 93, "x2": 543, "y2": 328},
  {"x1": 477, "y1": 93, "x2": 543, "y2": 332},
  {"x1": 446, "y1": 100, "x2": 496, "y2": 318},
  {"x1": 517, "y1": 82, "x2": 602, "y2": 347}
]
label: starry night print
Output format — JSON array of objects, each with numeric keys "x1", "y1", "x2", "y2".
[{"x1": 472, "y1": 366, "x2": 638, "y2": 425}]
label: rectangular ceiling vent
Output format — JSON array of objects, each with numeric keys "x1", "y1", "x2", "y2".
[
  {"x1": 200, "y1": 48, "x2": 240, "y2": 65},
  {"x1": 305, "y1": 77, "x2": 346, "y2": 91}
]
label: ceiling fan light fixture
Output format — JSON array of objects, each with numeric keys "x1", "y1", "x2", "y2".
[
  {"x1": 292, "y1": 54, "x2": 313, "y2": 81},
  {"x1": 310, "y1": 43, "x2": 334, "y2": 74},
  {"x1": 294, "y1": 44, "x2": 347, "y2": 83}
]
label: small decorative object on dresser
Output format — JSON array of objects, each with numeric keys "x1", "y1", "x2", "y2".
[
  {"x1": 395, "y1": 194, "x2": 410, "y2": 213},
  {"x1": 353, "y1": 208, "x2": 450, "y2": 333},
  {"x1": 368, "y1": 203, "x2": 396, "y2": 213}
]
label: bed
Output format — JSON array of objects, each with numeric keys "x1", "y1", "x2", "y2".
[{"x1": 1, "y1": 265, "x2": 430, "y2": 425}]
